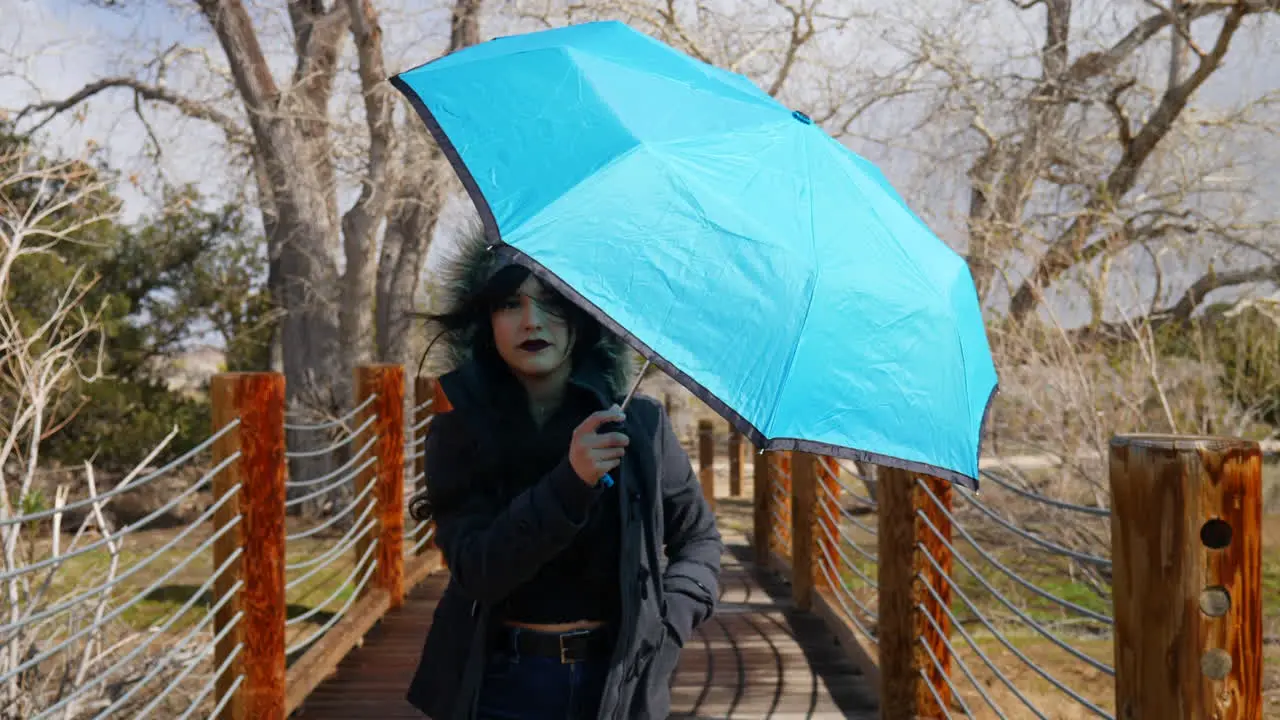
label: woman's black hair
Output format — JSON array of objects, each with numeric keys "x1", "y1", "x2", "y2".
[{"x1": 407, "y1": 262, "x2": 603, "y2": 523}]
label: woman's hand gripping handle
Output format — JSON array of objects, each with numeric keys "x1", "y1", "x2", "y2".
[{"x1": 570, "y1": 405, "x2": 629, "y2": 487}]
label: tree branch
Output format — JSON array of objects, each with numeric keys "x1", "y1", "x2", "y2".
[
  {"x1": 1167, "y1": 263, "x2": 1280, "y2": 322},
  {"x1": 287, "y1": 1, "x2": 349, "y2": 120},
  {"x1": 1063, "y1": 1, "x2": 1235, "y2": 85},
  {"x1": 1008, "y1": 3, "x2": 1251, "y2": 318},
  {"x1": 766, "y1": 0, "x2": 817, "y2": 97},
  {"x1": 451, "y1": 0, "x2": 484, "y2": 50},
  {"x1": 195, "y1": 0, "x2": 281, "y2": 121},
  {"x1": 1071, "y1": 262, "x2": 1280, "y2": 346},
  {"x1": 1104, "y1": 78, "x2": 1136, "y2": 151},
  {"x1": 14, "y1": 77, "x2": 249, "y2": 147}
]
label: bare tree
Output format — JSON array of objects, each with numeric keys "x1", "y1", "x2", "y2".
[
  {"x1": 513, "y1": 0, "x2": 862, "y2": 108},
  {"x1": 882, "y1": 0, "x2": 1280, "y2": 321},
  {"x1": 0, "y1": 143, "x2": 195, "y2": 719},
  {"x1": 13, "y1": 0, "x2": 485, "y2": 499}
]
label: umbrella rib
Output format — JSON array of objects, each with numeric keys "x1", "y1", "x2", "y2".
[{"x1": 762, "y1": 130, "x2": 821, "y2": 437}]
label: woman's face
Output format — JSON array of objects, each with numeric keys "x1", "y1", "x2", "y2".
[{"x1": 490, "y1": 275, "x2": 575, "y2": 382}]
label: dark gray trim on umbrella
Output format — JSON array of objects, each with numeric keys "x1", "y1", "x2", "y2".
[
  {"x1": 389, "y1": 73, "x2": 503, "y2": 248},
  {"x1": 389, "y1": 70, "x2": 993, "y2": 492},
  {"x1": 497, "y1": 244, "x2": 992, "y2": 492}
]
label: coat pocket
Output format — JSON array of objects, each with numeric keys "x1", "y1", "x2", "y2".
[{"x1": 624, "y1": 620, "x2": 682, "y2": 719}]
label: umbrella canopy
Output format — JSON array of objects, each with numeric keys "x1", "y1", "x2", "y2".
[{"x1": 390, "y1": 20, "x2": 997, "y2": 488}]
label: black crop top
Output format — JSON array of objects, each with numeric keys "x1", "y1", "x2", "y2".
[{"x1": 496, "y1": 388, "x2": 622, "y2": 625}]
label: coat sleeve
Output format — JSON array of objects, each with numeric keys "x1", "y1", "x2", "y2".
[
  {"x1": 654, "y1": 402, "x2": 724, "y2": 646},
  {"x1": 425, "y1": 413, "x2": 606, "y2": 605}
]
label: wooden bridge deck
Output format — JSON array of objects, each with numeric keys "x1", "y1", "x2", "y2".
[{"x1": 290, "y1": 535, "x2": 877, "y2": 719}]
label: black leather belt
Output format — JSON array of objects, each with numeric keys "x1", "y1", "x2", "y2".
[{"x1": 497, "y1": 627, "x2": 613, "y2": 664}]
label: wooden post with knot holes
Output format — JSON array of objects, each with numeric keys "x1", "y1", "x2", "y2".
[
  {"x1": 355, "y1": 365, "x2": 406, "y2": 608},
  {"x1": 1109, "y1": 434, "x2": 1262, "y2": 719},
  {"x1": 698, "y1": 420, "x2": 716, "y2": 511},
  {"x1": 790, "y1": 453, "x2": 818, "y2": 611},
  {"x1": 411, "y1": 376, "x2": 448, "y2": 556},
  {"x1": 210, "y1": 373, "x2": 286, "y2": 720},
  {"x1": 728, "y1": 430, "x2": 743, "y2": 497},
  {"x1": 877, "y1": 467, "x2": 954, "y2": 719}
]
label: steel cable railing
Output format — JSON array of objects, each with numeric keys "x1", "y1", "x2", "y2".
[
  {"x1": 283, "y1": 395, "x2": 377, "y2": 433},
  {"x1": 811, "y1": 459, "x2": 879, "y2": 641},
  {"x1": 1, "y1": 432, "x2": 246, "y2": 719},
  {"x1": 281, "y1": 405, "x2": 383, "y2": 659},
  {"x1": 914, "y1": 476, "x2": 1114, "y2": 719},
  {"x1": 403, "y1": 397, "x2": 435, "y2": 556},
  {"x1": 7, "y1": 368, "x2": 453, "y2": 718},
  {"x1": 758, "y1": 439, "x2": 1117, "y2": 719}
]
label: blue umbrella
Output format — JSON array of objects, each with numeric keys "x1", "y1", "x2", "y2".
[{"x1": 390, "y1": 20, "x2": 997, "y2": 489}]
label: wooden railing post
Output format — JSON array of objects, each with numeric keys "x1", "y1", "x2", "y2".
[
  {"x1": 774, "y1": 451, "x2": 794, "y2": 560},
  {"x1": 753, "y1": 447, "x2": 772, "y2": 567},
  {"x1": 355, "y1": 364, "x2": 406, "y2": 608},
  {"x1": 411, "y1": 376, "x2": 442, "y2": 555},
  {"x1": 697, "y1": 419, "x2": 716, "y2": 511},
  {"x1": 878, "y1": 468, "x2": 954, "y2": 719},
  {"x1": 211, "y1": 372, "x2": 286, "y2": 720},
  {"x1": 1109, "y1": 434, "x2": 1262, "y2": 719},
  {"x1": 790, "y1": 453, "x2": 817, "y2": 612},
  {"x1": 728, "y1": 430, "x2": 743, "y2": 497}
]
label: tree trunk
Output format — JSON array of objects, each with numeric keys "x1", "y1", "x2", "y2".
[
  {"x1": 375, "y1": 0, "x2": 485, "y2": 369},
  {"x1": 198, "y1": 0, "x2": 348, "y2": 506}
]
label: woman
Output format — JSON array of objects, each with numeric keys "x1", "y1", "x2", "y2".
[{"x1": 405, "y1": 221, "x2": 723, "y2": 720}]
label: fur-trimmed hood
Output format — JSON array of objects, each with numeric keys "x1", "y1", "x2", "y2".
[{"x1": 422, "y1": 217, "x2": 637, "y2": 405}]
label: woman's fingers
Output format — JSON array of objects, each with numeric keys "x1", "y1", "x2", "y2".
[
  {"x1": 583, "y1": 431, "x2": 629, "y2": 449},
  {"x1": 569, "y1": 405, "x2": 628, "y2": 485},
  {"x1": 576, "y1": 406, "x2": 626, "y2": 436}
]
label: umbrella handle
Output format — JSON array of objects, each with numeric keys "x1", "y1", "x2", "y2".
[
  {"x1": 600, "y1": 357, "x2": 652, "y2": 490},
  {"x1": 620, "y1": 357, "x2": 651, "y2": 411}
]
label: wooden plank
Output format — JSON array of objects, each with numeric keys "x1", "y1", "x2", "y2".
[
  {"x1": 285, "y1": 550, "x2": 443, "y2": 715},
  {"x1": 291, "y1": 539, "x2": 877, "y2": 719},
  {"x1": 211, "y1": 372, "x2": 287, "y2": 720},
  {"x1": 1109, "y1": 434, "x2": 1263, "y2": 719},
  {"x1": 753, "y1": 447, "x2": 772, "y2": 566},
  {"x1": 285, "y1": 589, "x2": 392, "y2": 716}
]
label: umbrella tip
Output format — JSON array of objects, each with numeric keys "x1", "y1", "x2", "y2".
[{"x1": 791, "y1": 110, "x2": 813, "y2": 125}]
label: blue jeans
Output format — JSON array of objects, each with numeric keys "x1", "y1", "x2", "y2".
[{"x1": 476, "y1": 632, "x2": 610, "y2": 720}]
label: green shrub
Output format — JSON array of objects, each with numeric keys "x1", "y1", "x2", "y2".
[{"x1": 41, "y1": 378, "x2": 210, "y2": 472}]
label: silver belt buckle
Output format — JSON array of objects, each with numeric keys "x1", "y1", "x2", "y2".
[{"x1": 559, "y1": 629, "x2": 591, "y2": 664}]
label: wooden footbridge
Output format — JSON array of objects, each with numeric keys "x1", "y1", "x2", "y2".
[{"x1": 11, "y1": 366, "x2": 1267, "y2": 719}]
